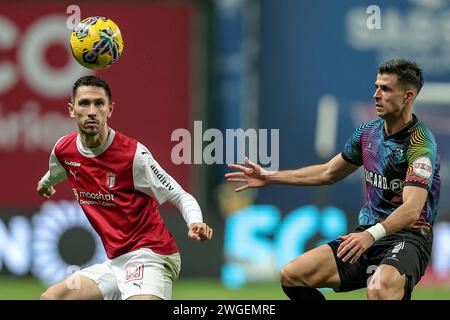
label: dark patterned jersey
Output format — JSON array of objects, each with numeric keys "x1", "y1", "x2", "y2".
[{"x1": 342, "y1": 114, "x2": 441, "y2": 226}]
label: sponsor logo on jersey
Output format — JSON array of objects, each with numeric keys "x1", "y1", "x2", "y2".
[
  {"x1": 150, "y1": 164, "x2": 174, "y2": 191},
  {"x1": 72, "y1": 188, "x2": 116, "y2": 207},
  {"x1": 389, "y1": 179, "x2": 404, "y2": 194},
  {"x1": 64, "y1": 160, "x2": 81, "y2": 167},
  {"x1": 78, "y1": 191, "x2": 115, "y2": 201},
  {"x1": 364, "y1": 169, "x2": 388, "y2": 190},
  {"x1": 364, "y1": 169, "x2": 406, "y2": 193},
  {"x1": 413, "y1": 156, "x2": 432, "y2": 179},
  {"x1": 106, "y1": 172, "x2": 116, "y2": 188},
  {"x1": 72, "y1": 188, "x2": 79, "y2": 201}
]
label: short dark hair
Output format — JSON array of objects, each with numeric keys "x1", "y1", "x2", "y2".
[
  {"x1": 378, "y1": 58, "x2": 424, "y2": 93},
  {"x1": 72, "y1": 75, "x2": 112, "y2": 102}
]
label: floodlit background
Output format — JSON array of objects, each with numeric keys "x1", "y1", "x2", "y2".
[{"x1": 0, "y1": 0, "x2": 449, "y2": 299}]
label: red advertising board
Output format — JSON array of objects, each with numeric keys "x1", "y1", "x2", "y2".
[{"x1": 0, "y1": 3, "x2": 196, "y2": 207}]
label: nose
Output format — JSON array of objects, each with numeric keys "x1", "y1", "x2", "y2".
[
  {"x1": 88, "y1": 104, "x2": 97, "y2": 116},
  {"x1": 373, "y1": 88, "x2": 381, "y2": 100}
]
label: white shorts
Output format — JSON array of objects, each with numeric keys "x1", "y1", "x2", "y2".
[{"x1": 76, "y1": 248, "x2": 181, "y2": 300}]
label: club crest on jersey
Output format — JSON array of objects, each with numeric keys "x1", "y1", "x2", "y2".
[
  {"x1": 392, "y1": 148, "x2": 404, "y2": 164},
  {"x1": 125, "y1": 262, "x2": 144, "y2": 283},
  {"x1": 106, "y1": 172, "x2": 116, "y2": 188}
]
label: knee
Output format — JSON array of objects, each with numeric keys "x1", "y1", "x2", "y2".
[
  {"x1": 40, "y1": 289, "x2": 57, "y2": 300},
  {"x1": 280, "y1": 265, "x2": 306, "y2": 286},
  {"x1": 40, "y1": 287, "x2": 65, "y2": 300},
  {"x1": 367, "y1": 270, "x2": 405, "y2": 300},
  {"x1": 280, "y1": 266, "x2": 294, "y2": 286},
  {"x1": 367, "y1": 286, "x2": 402, "y2": 300}
]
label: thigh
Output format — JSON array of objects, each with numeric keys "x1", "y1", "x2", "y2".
[
  {"x1": 41, "y1": 275, "x2": 104, "y2": 300},
  {"x1": 282, "y1": 244, "x2": 341, "y2": 289},
  {"x1": 327, "y1": 240, "x2": 372, "y2": 292},
  {"x1": 113, "y1": 248, "x2": 181, "y2": 300},
  {"x1": 76, "y1": 262, "x2": 121, "y2": 300}
]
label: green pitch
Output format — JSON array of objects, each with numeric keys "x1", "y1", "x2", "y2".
[
  {"x1": 173, "y1": 280, "x2": 450, "y2": 300},
  {"x1": 0, "y1": 276, "x2": 449, "y2": 300}
]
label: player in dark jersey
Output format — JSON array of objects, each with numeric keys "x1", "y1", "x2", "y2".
[
  {"x1": 225, "y1": 58, "x2": 440, "y2": 300},
  {"x1": 37, "y1": 75, "x2": 213, "y2": 300}
]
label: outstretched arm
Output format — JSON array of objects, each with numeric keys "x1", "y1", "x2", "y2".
[{"x1": 225, "y1": 154, "x2": 359, "y2": 192}]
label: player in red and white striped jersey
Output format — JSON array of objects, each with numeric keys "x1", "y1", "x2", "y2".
[{"x1": 37, "y1": 75, "x2": 213, "y2": 300}]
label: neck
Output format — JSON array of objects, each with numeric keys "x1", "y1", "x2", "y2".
[
  {"x1": 384, "y1": 112, "x2": 413, "y2": 136},
  {"x1": 80, "y1": 126, "x2": 110, "y2": 148}
]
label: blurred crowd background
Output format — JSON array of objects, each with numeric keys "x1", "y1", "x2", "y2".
[{"x1": 0, "y1": 0, "x2": 449, "y2": 298}]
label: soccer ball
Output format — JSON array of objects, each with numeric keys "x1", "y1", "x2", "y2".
[{"x1": 70, "y1": 16, "x2": 124, "y2": 70}]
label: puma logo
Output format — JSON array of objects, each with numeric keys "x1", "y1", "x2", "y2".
[
  {"x1": 69, "y1": 169, "x2": 77, "y2": 180},
  {"x1": 133, "y1": 282, "x2": 143, "y2": 289}
]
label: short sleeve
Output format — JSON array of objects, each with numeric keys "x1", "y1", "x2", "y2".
[
  {"x1": 341, "y1": 122, "x2": 368, "y2": 166},
  {"x1": 404, "y1": 127, "x2": 438, "y2": 191}
]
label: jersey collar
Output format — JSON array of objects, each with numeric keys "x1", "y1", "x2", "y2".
[
  {"x1": 76, "y1": 128, "x2": 116, "y2": 157},
  {"x1": 383, "y1": 113, "x2": 418, "y2": 141}
]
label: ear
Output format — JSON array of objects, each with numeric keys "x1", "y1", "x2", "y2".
[
  {"x1": 68, "y1": 102, "x2": 75, "y2": 118},
  {"x1": 107, "y1": 102, "x2": 114, "y2": 118},
  {"x1": 404, "y1": 90, "x2": 415, "y2": 104}
]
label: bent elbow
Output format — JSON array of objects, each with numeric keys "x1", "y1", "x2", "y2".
[{"x1": 410, "y1": 209, "x2": 422, "y2": 223}]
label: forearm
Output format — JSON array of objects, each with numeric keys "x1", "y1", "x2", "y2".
[
  {"x1": 265, "y1": 154, "x2": 358, "y2": 186},
  {"x1": 381, "y1": 204, "x2": 421, "y2": 235},
  {"x1": 266, "y1": 164, "x2": 333, "y2": 186},
  {"x1": 40, "y1": 171, "x2": 54, "y2": 188},
  {"x1": 169, "y1": 191, "x2": 203, "y2": 227},
  {"x1": 41, "y1": 147, "x2": 67, "y2": 187},
  {"x1": 40, "y1": 169, "x2": 66, "y2": 188},
  {"x1": 366, "y1": 186, "x2": 427, "y2": 242}
]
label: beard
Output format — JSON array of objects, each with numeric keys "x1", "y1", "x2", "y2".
[
  {"x1": 82, "y1": 128, "x2": 100, "y2": 136},
  {"x1": 78, "y1": 122, "x2": 102, "y2": 136}
]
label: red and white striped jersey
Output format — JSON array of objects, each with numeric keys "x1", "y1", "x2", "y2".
[{"x1": 40, "y1": 129, "x2": 203, "y2": 259}]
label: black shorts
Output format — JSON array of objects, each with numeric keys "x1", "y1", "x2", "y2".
[{"x1": 327, "y1": 225, "x2": 433, "y2": 300}]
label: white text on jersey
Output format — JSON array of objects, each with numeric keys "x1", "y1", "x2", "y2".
[
  {"x1": 64, "y1": 160, "x2": 81, "y2": 167},
  {"x1": 364, "y1": 169, "x2": 388, "y2": 190}
]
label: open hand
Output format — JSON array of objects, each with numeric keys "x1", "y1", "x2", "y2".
[{"x1": 225, "y1": 157, "x2": 271, "y2": 192}]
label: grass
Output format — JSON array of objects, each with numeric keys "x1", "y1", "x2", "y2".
[
  {"x1": 0, "y1": 276, "x2": 449, "y2": 300},
  {"x1": 173, "y1": 280, "x2": 450, "y2": 300},
  {"x1": 0, "y1": 277, "x2": 46, "y2": 300}
]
